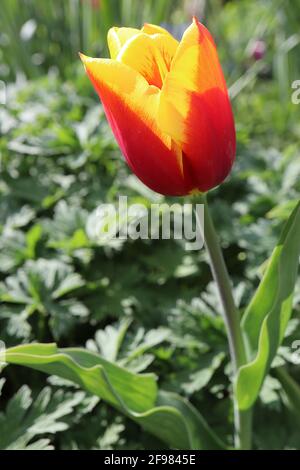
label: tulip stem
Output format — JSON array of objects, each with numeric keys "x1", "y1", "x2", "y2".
[{"x1": 197, "y1": 193, "x2": 252, "y2": 450}]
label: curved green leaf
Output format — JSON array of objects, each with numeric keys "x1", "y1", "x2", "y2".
[
  {"x1": 236, "y1": 201, "x2": 300, "y2": 411},
  {"x1": 4, "y1": 343, "x2": 225, "y2": 450}
]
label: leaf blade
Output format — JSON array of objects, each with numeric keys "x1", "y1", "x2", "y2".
[
  {"x1": 236, "y1": 201, "x2": 300, "y2": 410},
  {"x1": 5, "y1": 343, "x2": 225, "y2": 450}
]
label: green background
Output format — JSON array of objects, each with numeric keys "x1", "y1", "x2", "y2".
[{"x1": 0, "y1": 0, "x2": 299, "y2": 450}]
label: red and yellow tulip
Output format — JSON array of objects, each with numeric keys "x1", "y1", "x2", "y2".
[{"x1": 80, "y1": 18, "x2": 236, "y2": 196}]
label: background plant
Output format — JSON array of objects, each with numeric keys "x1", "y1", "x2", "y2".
[{"x1": 0, "y1": 0, "x2": 300, "y2": 450}]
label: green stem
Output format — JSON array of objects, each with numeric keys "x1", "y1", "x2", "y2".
[{"x1": 197, "y1": 193, "x2": 252, "y2": 450}]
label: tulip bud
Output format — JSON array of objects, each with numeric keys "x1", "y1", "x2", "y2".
[
  {"x1": 250, "y1": 40, "x2": 266, "y2": 61},
  {"x1": 80, "y1": 18, "x2": 236, "y2": 196}
]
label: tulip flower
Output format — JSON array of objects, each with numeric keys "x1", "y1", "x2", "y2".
[{"x1": 80, "y1": 18, "x2": 236, "y2": 196}]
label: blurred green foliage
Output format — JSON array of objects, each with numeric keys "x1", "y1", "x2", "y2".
[
  {"x1": 0, "y1": 0, "x2": 183, "y2": 80},
  {"x1": 0, "y1": 0, "x2": 300, "y2": 450}
]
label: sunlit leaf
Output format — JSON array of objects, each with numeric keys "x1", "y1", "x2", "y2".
[
  {"x1": 5, "y1": 343, "x2": 226, "y2": 450},
  {"x1": 0, "y1": 379, "x2": 84, "y2": 450},
  {"x1": 236, "y1": 202, "x2": 300, "y2": 410}
]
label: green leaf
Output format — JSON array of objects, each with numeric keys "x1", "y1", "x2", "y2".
[
  {"x1": 0, "y1": 224, "x2": 42, "y2": 273},
  {"x1": 43, "y1": 201, "x2": 89, "y2": 253},
  {"x1": 267, "y1": 199, "x2": 299, "y2": 221},
  {"x1": 25, "y1": 224, "x2": 42, "y2": 259},
  {"x1": 0, "y1": 229, "x2": 27, "y2": 273},
  {"x1": 0, "y1": 379, "x2": 84, "y2": 450},
  {"x1": 0, "y1": 259, "x2": 88, "y2": 339},
  {"x1": 181, "y1": 352, "x2": 225, "y2": 395},
  {"x1": 4, "y1": 343, "x2": 225, "y2": 450},
  {"x1": 87, "y1": 318, "x2": 170, "y2": 373},
  {"x1": 236, "y1": 201, "x2": 300, "y2": 410}
]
